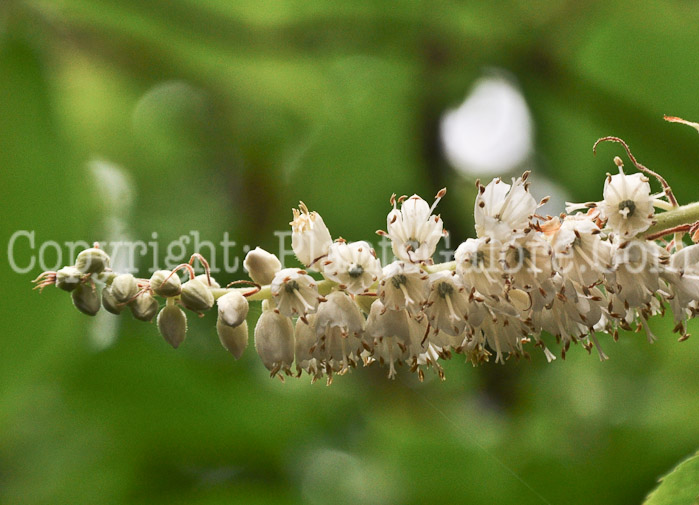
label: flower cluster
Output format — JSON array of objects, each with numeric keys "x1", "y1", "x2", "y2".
[{"x1": 33, "y1": 139, "x2": 699, "y2": 384}]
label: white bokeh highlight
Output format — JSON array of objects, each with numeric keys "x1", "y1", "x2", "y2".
[
  {"x1": 441, "y1": 76, "x2": 533, "y2": 176},
  {"x1": 88, "y1": 159, "x2": 135, "y2": 351}
]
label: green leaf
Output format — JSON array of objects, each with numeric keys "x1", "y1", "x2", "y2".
[{"x1": 643, "y1": 450, "x2": 699, "y2": 505}]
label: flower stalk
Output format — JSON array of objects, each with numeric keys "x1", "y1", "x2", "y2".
[
  {"x1": 643, "y1": 201, "x2": 699, "y2": 238},
  {"x1": 32, "y1": 131, "x2": 699, "y2": 385}
]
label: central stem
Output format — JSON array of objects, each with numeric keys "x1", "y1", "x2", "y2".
[
  {"x1": 643, "y1": 201, "x2": 699, "y2": 237},
  {"x1": 212, "y1": 201, "x2": 699, "y2": 303}
]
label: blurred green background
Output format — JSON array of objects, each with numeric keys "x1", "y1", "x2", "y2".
[{"x1": 1, "y1": 1, "x2": 698, "y2": 504}]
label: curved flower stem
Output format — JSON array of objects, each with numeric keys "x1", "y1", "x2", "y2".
[{"x1": 594, "y1": 136, "x2": 679, "y2": 207}]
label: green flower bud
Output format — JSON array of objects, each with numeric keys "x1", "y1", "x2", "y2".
[
  {"x1": 195, "y1": 274, "x2": 220, "y2": 288},
  {"x1": 180, "y1": 278, "x2": 214, "y2": 312},
  {"x1": 111, "y1": 273, "x2": 139, "y2": 303},
  {"x1": 72, "y1": 284, "x2": 101, "y2": 316},
  {"x1": 217, "y1": 291, "x2": 249, "y2": 327},
  {"x1": 129, "y1": 293, "x2": 159, "y2": 322},
  {"x1": 149, "y1": 270, "x2": 182, "y2": 297},
  {"x1": 157, "y1": 304, "x2": 188, "y2": 349},
  {"x1": 102, "y1": 285, "x2": 125, "y2": 315},
  {"x1": 56, "y1": 266, "x2": 83, "y2": 292},
  {"x1": 75, "y1": 247, "x2": 110, "y2": 274},
  {"x1": 217, "y1": 317, "x2": 248, "y2": 359}
]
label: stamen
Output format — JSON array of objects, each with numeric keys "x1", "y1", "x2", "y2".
[
  {"x1": 398, "y1": 283, "x2": 414, "y2": 306},
  {"x1": 444, "y1": 293, "x2": 460, "y2": 322}
]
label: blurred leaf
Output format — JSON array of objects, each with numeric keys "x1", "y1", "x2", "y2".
[{"x1": 643, "y1": 450, "x2": 699, "y2": 505}]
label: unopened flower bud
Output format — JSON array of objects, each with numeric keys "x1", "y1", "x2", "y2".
[
  {"x1": 55, "y1": 266, "x2": 82, "y2": 292},
  {"x1": 102, "y1": 285, "x2": 125, "y2": 314},
  {"x1": 244, "y1": 247, "x2": 281, "y2": 285},
  {"x1": 72, "y1": 284, "x2": 100, "y2": 316},
  {"x1": 76, "y1": 247, "x2": 110, "y2": 274},
  {"x1": 94, "y1": 271, "x2": 117, "y2": 285},
  {"x1": 130, "y1": 293, "x2": 159, "y2": 322},
  {"x1": 217, "y1": 318, "x2": 248, "y2": 359},
  {"x1": 149, "y1": 270, "x2": 182, "y2": 297},
  {"x1": 254, "y1": 309, "x2": 295, "y2": 376},
  {"x1": 194, "y1": 274, "x2": 219, "y2": 288},
  {"x1": 217, "y1": 291, "x2": 249, "y2": 327},
  {"x1": 157, "y1": 304, "x2": 188, "y2": 348},
  {"x1": 180, "y1": 278, "x2": 214, "y2": 312},
  {"x1": 111, "y1": 273, "x2": 139, "y2": 303}
]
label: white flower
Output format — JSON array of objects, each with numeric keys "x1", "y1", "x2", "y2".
[
  {"x1": 291, "y1": 202, "x2": 333, "y2": 268},
  {"x1": 661, "y1": 244, "x2": 699, "y2": 331},
  {"x1": 413, "y1": 343, "x2": 447, "y2": 381},
  {"x1": 310, "y1": 292, "x2": 367, "y2": 378},
  {"x1": 270, "y1": 268, "x2": 320, "y2": 317},
  {"x1": 550, "y1": 216, "x2": 612, "y2": 288},
  {"x1": 424, "y1": 271, "x2": 475, "y2": 336},
  {"x1": 294, "y1": 316, "x2": 324, "y2": 383},
  {"x1": 365, "y1": 300, "x2": 421, "y2": 379},
  {"x1": 604, "y1": 290, "x2": 664, "y2": 343},
  {"x1": 399, "y1": 313, "x2": 443, "y2": 380},
  {"x1": 313, "y1": 326, "x2": 363, "y2": 378},
  {"x1": 606, "y1": 239, "x2": 668, "y2": 308},
  {"x1": 530, "y1": 276, "x2": 605, "y2": 360},
  {"x1": 455, "y1": 237, "x2": 505, "y2": 297},
  {"x1": 473, "y1": 308, "x2": 530, "y2": 364},
  {"x1": 501, "y1": 232, "x2": 554, "y2": 293},
  {"x1": 323, "y1": 241, "x2": 382, "y2": 294},
  {"x1": 377, "y1": 261, "x2": 428, "y2": 314},
  {"x1": 427, "y1": 329, "x2": 470, "y2": 359},
  {"x1": 474, "y1": 173, "x2": 537, "y2": 241},
  {"x1": 599, "y1": 168, "x2": 654, "y2": 238},
  {"x1": 427, "y1": 327, "x2": 465, "y2": 351},
  {"x1": 384, "y1": 191, "x2": 446, "y2": 263},
  {"x1": 314, "y1": 291, "x2": 365, "y2": 337},
  {"x1": 254, "y1": 303, "x2": 295, "y2": 378}
]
